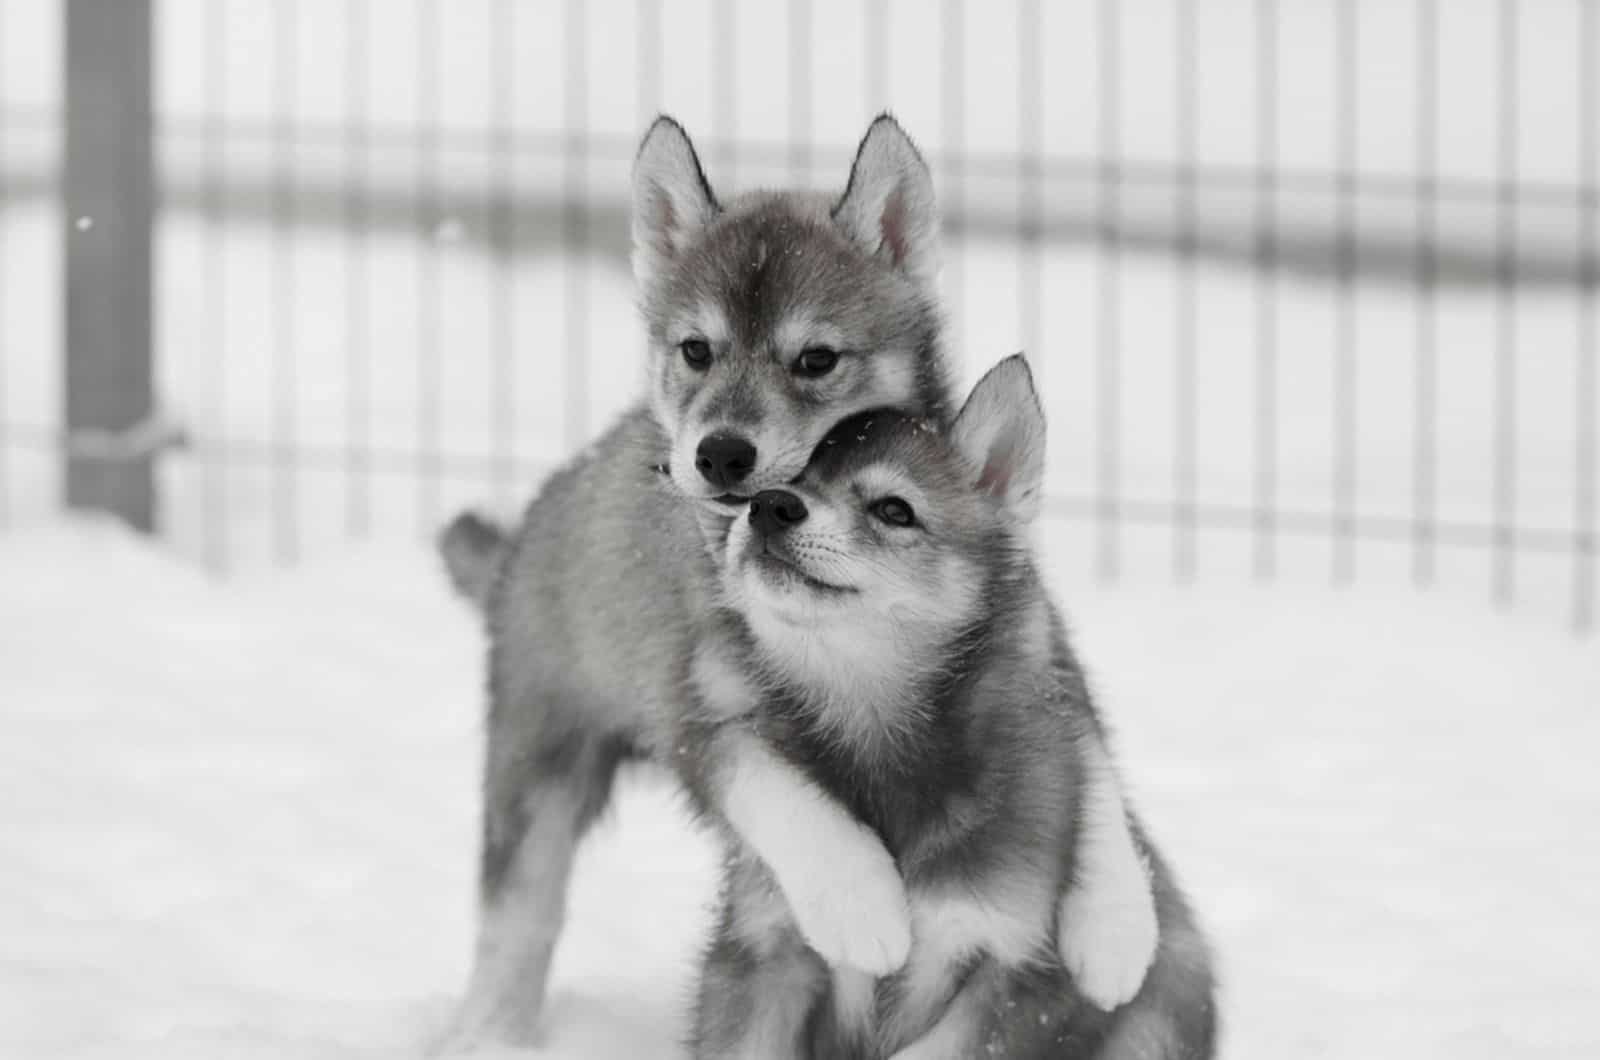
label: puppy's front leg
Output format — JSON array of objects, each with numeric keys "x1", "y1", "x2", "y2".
[
  {"x1": 1056, "y1": 736, "x2": 1159, "y2": 1009},
  {"x1": 686, "y1": 637, "x2": 911, "y2": 976},
  {"x1": 718, "y1": 729, "x2": 912, "y2": 976}
]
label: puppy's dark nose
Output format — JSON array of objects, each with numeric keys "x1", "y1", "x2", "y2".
[
  {"x1": 695, "y1": 433, "x2": 757, "y2": 489},
  {"x1": 749, "y1": 489, "x2": 808, "y2": 537}
]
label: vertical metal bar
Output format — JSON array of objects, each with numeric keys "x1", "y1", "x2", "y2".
[
  {"x1": 272, "y1": 0, "x2": 297, "y2": 560},
  {"x1": 0, "y1": 0, "x2": 12, "y2": 528},
  {"x1": 865, "y1": 0, "x2": 887, "y2": 110},
  {"x1": 203, "y1": 0, "x2": 227, "y2": 567},
  {"x1": 1492, "y1": 0, "x2": 1518, "y2": 607},
  {"x1": 1253, "y1": 0, "x2": 1278, "y2": 580},
  {"x1": 789, "y1": 0, "x2": 811, "y2": 183},
  {"x1": 638, "y1": 0, "x2": 662, "y2": 121},
  {"x1": 490, "y1": 0, "x2": 515, "y2": 505},
  {"x1": 1174, "y1": 0, "x2": 1198, "y2": 581},
  {"x1": 564, "y1": 0, "x2": 590, "y2": 451},
  {"x1": 1413, "y1": 0, "x2": 1438, "y2": 585},
  {"x1": 1096, "y1": 0, "x2": 1121, "y2": 581},
  {"x1": 0, "y1": 0, "x2": 9, "y2": 526},
  {"x1": 1576, "y1": 0, "x2": 1596, "y2": 632},
  {"x1": 1333, "y1": 0, "x2": 1358, "y2": 584},
  {"x1": 345, "y1": 0, "x2": 369, "y2": 536},
  {"x1": 1017, "y1": 0, "x2": 1042, "y2": 382},
  {"x1": 713, "y1": 0, "x2": 736, "y2": 183},
  {"x1": 415, "y1": 0, "x2": 440, "y2": 531},
  {"x1": 63, "y1": 0, "x2": 155, "y2": 532},
  {"x1": 941, "y1": 0, "x2": 964, "y2": 371}
]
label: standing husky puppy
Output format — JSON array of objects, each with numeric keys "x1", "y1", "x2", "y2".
[
  {"x1": 685, "y1": 358, "x2": 1216, "y2": 1060},
  {"x1": 439, "y1": 117, "x2": 1158, "y2": 1048}
]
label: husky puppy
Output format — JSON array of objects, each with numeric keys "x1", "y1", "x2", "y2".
[
  {"x1": 437, "y1": 116, "x2": 1159, "y2": 1049},
  {"x1": 683, "y1": 356, "x2": 1216, "y2": 1059}
]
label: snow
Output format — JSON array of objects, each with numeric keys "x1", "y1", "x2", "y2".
[{"x1": 2, "y1": 519, "x2": 1597, "y2": 1059}]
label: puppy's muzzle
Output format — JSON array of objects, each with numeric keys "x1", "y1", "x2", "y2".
[
  {"x1": 748, "y1": 489, "x2": 808, "y2": 538},
  {"x1": 695, "y1": 433, "x2": 757, "y2": 490}
]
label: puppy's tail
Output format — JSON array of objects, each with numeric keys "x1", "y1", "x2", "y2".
[{"x1": 437, "y1": 510, "x2": 511, "y2": 613}]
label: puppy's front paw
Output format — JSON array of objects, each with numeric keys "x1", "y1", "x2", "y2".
[
  {"x1": 1058, "y1": 879, "x2": 1160, "y2": 1010},
  {"x1": 785, "y1": 824, "x2": 912, "y2": 976}
]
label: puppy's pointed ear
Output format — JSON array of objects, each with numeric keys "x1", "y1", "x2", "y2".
[
  {"x1": 950, "y1": 355, "x2": 1046, "y2": 521},
  {"x1": 632, "y1": 116, "x2": 719, "y2": 288},
  {"x1": 832, "y1": 114, "x2": 939, "y2": 288}
]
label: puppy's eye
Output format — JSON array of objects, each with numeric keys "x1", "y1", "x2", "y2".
[
  {"x1": 680, "y1": 339, "x2": 713, "y2": 370},
  {"x1": 870, "y1": 497, "x2": 917, "y2": 528},
  {"x1": 794, "y1": 347, "x2": 840, "y2": 378}
]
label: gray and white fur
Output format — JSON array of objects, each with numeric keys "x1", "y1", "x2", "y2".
[
  {"x1": 435, "y1": 116, "x2": 1163, "y2": 1050},
  {"x1": 681, "y1": 356, "x2": 1216, "y2": 1059}
]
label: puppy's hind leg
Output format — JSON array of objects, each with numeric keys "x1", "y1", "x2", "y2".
[
  {"x1": 888, "y1": 963, "x2": 1114, "y2": 1060},
  {"x1": 691, "y1": 858, "x2": 828, "y2": 1060},
  {"x1": 885, "y1": 961, "x2": 1007, "y2": 1060},
  {"x1": 438, "y1": 690, "x2": 629, "y2": 1052}
]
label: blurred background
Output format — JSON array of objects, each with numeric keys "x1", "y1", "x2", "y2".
[
  {"x1": 2, "y1": 3, "x2": 1597, "y2": 1059},
  {"x1": 2, "y1": 0, "x2": 1594, "y2": 626}
]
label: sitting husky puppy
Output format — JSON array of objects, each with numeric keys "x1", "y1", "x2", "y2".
[
  {"x1": 682, "y1": 356, "x2": 1216, "y2": 1059},
  {"x1": 436, "y1": 113, "x2": 1160, "y2": 1048}
]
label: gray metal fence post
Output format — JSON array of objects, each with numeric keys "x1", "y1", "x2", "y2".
[{"x1": 63, "y1": 0, "x2": 155, "y2": 531}]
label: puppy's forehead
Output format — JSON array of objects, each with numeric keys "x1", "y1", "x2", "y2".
[
  {"x1": 807, "y1": 408, "x2": 947, "y2": 483},
  {"x1": 682, "y1": 197, "x2": 890, "y2": 347}
]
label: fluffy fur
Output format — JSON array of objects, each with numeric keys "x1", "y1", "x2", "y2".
[
  {"x1": 434, "y1": 117, "x2": 1166, "y2": 1051},
  {"x1": 684, "y1": 357, "x2": 1218, "y2": 1059}
]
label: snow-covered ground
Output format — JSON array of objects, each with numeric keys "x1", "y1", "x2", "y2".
[{"x1": 2, "y1": 518, "x2": 1596, "y2": 1059}]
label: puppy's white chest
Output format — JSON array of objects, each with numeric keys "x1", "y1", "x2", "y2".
[{"x1": 906, "y1": 878, "x2": 1053, "y2": 971}]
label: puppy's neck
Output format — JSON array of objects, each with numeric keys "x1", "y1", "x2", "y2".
[
  {"x1": 744, "y1": 605, "x2": 944, "y2": 750},
  {"x1": 742, "y1": 571, "x2": 1051, "y2": 759}
]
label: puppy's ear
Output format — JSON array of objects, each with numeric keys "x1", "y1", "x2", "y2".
[
  {"x1": 632, "y1": 116, "x2": 719, "y2": 289},
  {"x1": 832, "y1": 114, "x2": 939, "y2": 289},
  {"x1": 950, "y1": 354, "x2": 1046, "y2": 522}
]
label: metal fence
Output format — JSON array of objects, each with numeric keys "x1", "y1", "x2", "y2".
[{"x1": 0, "y1": 0, "x2": 1595, "y2": 630}]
